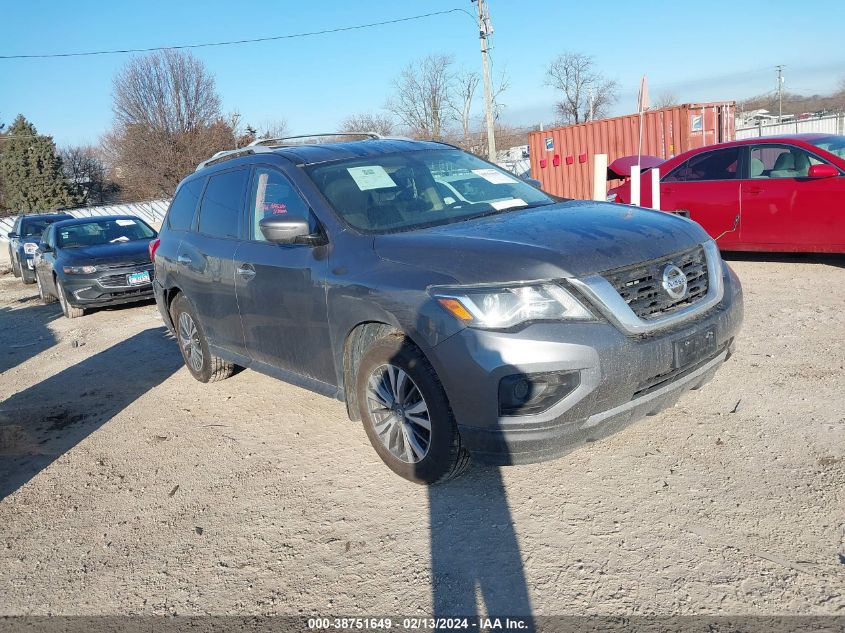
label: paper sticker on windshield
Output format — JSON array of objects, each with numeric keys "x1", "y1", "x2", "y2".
[
  {"x1": 472, "y1": 168, "x2": 518, "y2": 185},
  {"x1": 490, "y1": 198, "x2": 527, "y2": 211},
  {"x1": 347, "y1": 166, "x2": 397, "y2": 190},
  {"x1": 115, "y1": 219, "x2": 136, "y2": 226}
]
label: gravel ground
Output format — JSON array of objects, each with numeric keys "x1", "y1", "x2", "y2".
[{"x1": 0, "y1": 250, "x2": 842, "y2": 617}]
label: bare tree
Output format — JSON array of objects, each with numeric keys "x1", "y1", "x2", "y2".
[
  {"x1": 545, "y1": 52, "x2": 618, "y2": 124},
  {"x1": 387, "y1": 54, "x2": 455, "y2": 140},
  {"x1": 253, "y1": 120, "x2": 290, "y2": 140},
  {"x1": 654, "y1": 91, "x2": 679, "y2": 109},
  {"x1": 451, "y1": 68, "x2": 480, "y2": 147},
  {"x1": 106, "y1": 49, "x2": 235, "y2": 200},
  {"x1": 340, "y1": 112, "x2": 394, "y2": 136},
  {"x1": 491, "y1": 69, "x2": 510, "y2": 121},
  {"x1": 60, "y1": 145, "x2": 119, "y2": 206}
]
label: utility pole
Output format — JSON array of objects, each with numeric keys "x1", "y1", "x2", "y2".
[
  {"x1": 776, "y1": 65, "x2": 785, "y2": 122},
  {"x1": 588, "y1": 86, "x2": 595, "y2": 122},
  {"x1": 474, "y1": 0, "x2": 496, "y2": 161}
]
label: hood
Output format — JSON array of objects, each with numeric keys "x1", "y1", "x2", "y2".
[
  {"x1": 61, "y1": 239, "x2": 152, "y2": 265},
  {"x1": 374, "y1": 201, "x2": 707, "y2": 283}
]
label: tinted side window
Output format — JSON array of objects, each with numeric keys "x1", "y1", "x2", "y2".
[
  {"x1": 664, "y1": 148, "x2": 740, "y2": 183},
  {"x1": 167, "y1": 178, "x2": 205, "y2": 231},
  {"x1": 198, "y1": 169, "x2": 250, "y2": 239},
  {"x1": 247, "y1": 168, "x2": 311, "y2": 241}
]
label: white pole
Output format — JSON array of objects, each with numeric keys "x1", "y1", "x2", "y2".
[
  {"x1": 593, "y1": 153, "x2": 608, "y2": 201},
  {"x1": 631, "y1": 165, "x2": 641, "y2": 207},
  {"x1": 651, "y1": 167, "x2": 660, "y2": 210}
]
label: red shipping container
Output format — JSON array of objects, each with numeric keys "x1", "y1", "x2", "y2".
[{"x1": 529, "y1": 102, "x2": 735, "y2": 200}]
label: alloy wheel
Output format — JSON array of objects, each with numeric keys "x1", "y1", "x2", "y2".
[
  {"x1": 177, "y1": 311, "x2": 204, "y2": 373},
  {"x1": 365, "y1": 364, "x2": 432, "y2": 463}
]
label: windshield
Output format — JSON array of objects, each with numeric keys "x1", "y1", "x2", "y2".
[
  {"x1": 21, "y1": 216, "x2": 69, "y2": 238},
  {"x1": 807, "y1": 135, "x2": 845, "y2": 159},
  {"x1": 307, "y1": 149, "x2": 553, "y2": 233},
  {"x1": 56, "y1": 218, "x2": 156, "y2": 249}
]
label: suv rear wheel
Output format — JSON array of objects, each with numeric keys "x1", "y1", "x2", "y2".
[
  {"x1": 355, "y1": 333, "x2": 470, "y2": 484},
  {"x1": 170, "y1": 294, "x2": 235, "y2": 383}
]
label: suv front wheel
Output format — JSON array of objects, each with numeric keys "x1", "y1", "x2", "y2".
[
  {"x1": 170, "y1": 294, "x2": 235, "y2": 383},
  {"x1": 355, "y1": 333, "x2": 470, "y2": 484}
]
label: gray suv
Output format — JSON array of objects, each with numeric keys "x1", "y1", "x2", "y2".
[{"x1": 153, "y1": 135, "x2": 743, "y2": 484}]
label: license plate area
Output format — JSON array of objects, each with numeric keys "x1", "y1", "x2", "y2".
[
  {"x1": 673, "y1": 326, "x2": 716, "y2": 368},
  {"x1": 127, "y1": 271, "x2": 151, "y2": 286}
]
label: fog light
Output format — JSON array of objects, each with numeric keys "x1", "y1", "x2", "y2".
[
  {"x1": 73, "y1": 287, "x2": 93, "y2": 299},
  {"x1": 498, "y1": 371, "x2": 581, "y2": 416}
]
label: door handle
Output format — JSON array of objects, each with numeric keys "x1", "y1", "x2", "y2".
[
  {"x1": 237, "y1": 264, "x2": 256, "y2": 281},
  {"x1": 177, "y1": 254, "x2": 192, "y2": 264},
  {"x1": 745, "y1": 187, "x2": 763, "y2": 195}
]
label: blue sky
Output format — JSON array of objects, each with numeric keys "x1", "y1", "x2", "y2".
[{"x1": 1, "y1": 0, "x2": 843, "y2": 147}]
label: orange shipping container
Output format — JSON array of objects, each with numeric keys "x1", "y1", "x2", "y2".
[{"x1": 528, "y1": 102, "x2": 735, "y2": 200}]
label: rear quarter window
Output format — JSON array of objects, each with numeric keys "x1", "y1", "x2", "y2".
[
  {"x1": 167, "y1": 178, "x2": 206, "y2": 231},
  {"x1": 197, "y1": 169, "x2": 250, "y2": 239}
]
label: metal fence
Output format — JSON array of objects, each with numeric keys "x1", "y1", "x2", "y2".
[
  {"x1": 0, "y1": 199, "x2": 171, "y2": 244},
  {"x1": 736, "y1": 114, "x2": 845, "y2": 139}
]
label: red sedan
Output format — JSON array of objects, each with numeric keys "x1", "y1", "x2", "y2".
[{"x1": 607, "y1": 134, "x2": 845, "y2": 253}]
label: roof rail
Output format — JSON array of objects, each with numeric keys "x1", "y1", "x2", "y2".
[
  {"x1": 194, "y1": 145, "x2": 278, "y2": 172},
  {"x1": 247, "y1": 132, "x2": 381, "y2": 147},
  {"x1": 196, "y1": 132, "x2": 388, "y2": 172}
]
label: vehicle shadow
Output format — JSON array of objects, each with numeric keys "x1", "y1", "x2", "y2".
[
  {"x1": 0, "y1": 301, "x2": 61, "y2": 375},
  {"x1": 0, "y1": 326, "x2": 183, "y2": 500},
  {"x1": 395, "y1": 317, "x2": 536, "y2": 626},
  {"x1": 427, "y1": 466, "x2": 534, "y2": 621},
  {"x1": 722, "y1": 251, "x2": 845, "y2": 269}
]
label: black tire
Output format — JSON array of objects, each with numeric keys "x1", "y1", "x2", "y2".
[
  {"x1": 169, "y1": 293, "x2": 235, "y2": 383},
  {"x1": 356, "y1": 333, "x2": 470, "y2": 485},
  {"x1": 10, "y1": 251, "x2": 21, "y2": 278},
  {"x1": 36, "y1": 273, "x2": 57, "y2": 304},
  {"x1": 56, "y1": 280, "x2": 84, "y2": 318}
]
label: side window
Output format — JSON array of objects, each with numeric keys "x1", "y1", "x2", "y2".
[
  {"x1": 197, "y1": 169, "x2": 250, "y2": 239},
  {"x1": 664, "y1": 148, "x2": 740, "y2": 183},
  {"x1": 750, "y1": 145, "x2": 822, "y2": 179},
  {"x1": 43, "y1": 226, "x2": 54, "y2": 248},
  {"x1": 167, "y1": 178, "x2": 205, "y2": 231},
  {"x1": 247, "y1": 168, "x2": 310, "y2": 242}
]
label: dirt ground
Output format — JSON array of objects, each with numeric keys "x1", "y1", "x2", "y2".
[{"x1": 0, "y1": 249, "x2": 842, "y2": 618}]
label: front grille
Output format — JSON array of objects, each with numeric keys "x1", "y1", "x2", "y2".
[
  {"x1": 603, "y1": 246, "x2": 709, "y2": 320},
  {"x1": 97, "y1": 265, "x2": 154, "y2": 288},
  {"x1": 97, "y1": 260, "x2": 151, "y2": 270},
  {"x1": 632, "y1": 339, "x2": 732, "y2": 400}
]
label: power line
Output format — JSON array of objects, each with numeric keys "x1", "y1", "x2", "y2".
[{"x1": 0, "y1": 9, "x2": 473, "y2": 60}]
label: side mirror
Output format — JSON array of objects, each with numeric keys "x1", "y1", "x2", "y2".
[
  {"x1": 38, "y1": 242, "x2": 52, "y2": 253},
  {"x1": 522, "y1": 177, "x2": 542, "y2": 189},
  {"x1": 807, "y1": 164, "x2": 839, "y2": 179},
  {"x1": 7, "y1": 231, "x2": 18, "y2": 239},
  {"x1": 259, "y1": 215, "x2": 320, "y2": 245}
]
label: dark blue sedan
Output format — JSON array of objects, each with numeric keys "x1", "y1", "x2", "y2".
[{"x1": 33, "y1": 215, "x2": 158, "y2": 318}]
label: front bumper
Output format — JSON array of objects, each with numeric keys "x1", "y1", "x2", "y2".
[
  {"x1": 61, "y1": 265, "x2": 155, "y2": 309},
  {"x1": 428, "y1": 265, "x2": 744, "y2": 465}
]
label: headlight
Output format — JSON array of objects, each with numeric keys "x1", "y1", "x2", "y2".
[
  {"x1": 23, "y1": 243, "x2": 38, "y2": 255},
  {"x1": 63, "y1": 265, "x2": 98, "y2": 274},
  {"x1": 433, "y1": 283, "x2": 593, "y2": 329}
]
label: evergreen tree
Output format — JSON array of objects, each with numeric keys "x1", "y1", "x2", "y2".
[{"x1": 0, "y1": 115, "x2": 78, "y2": 213}]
